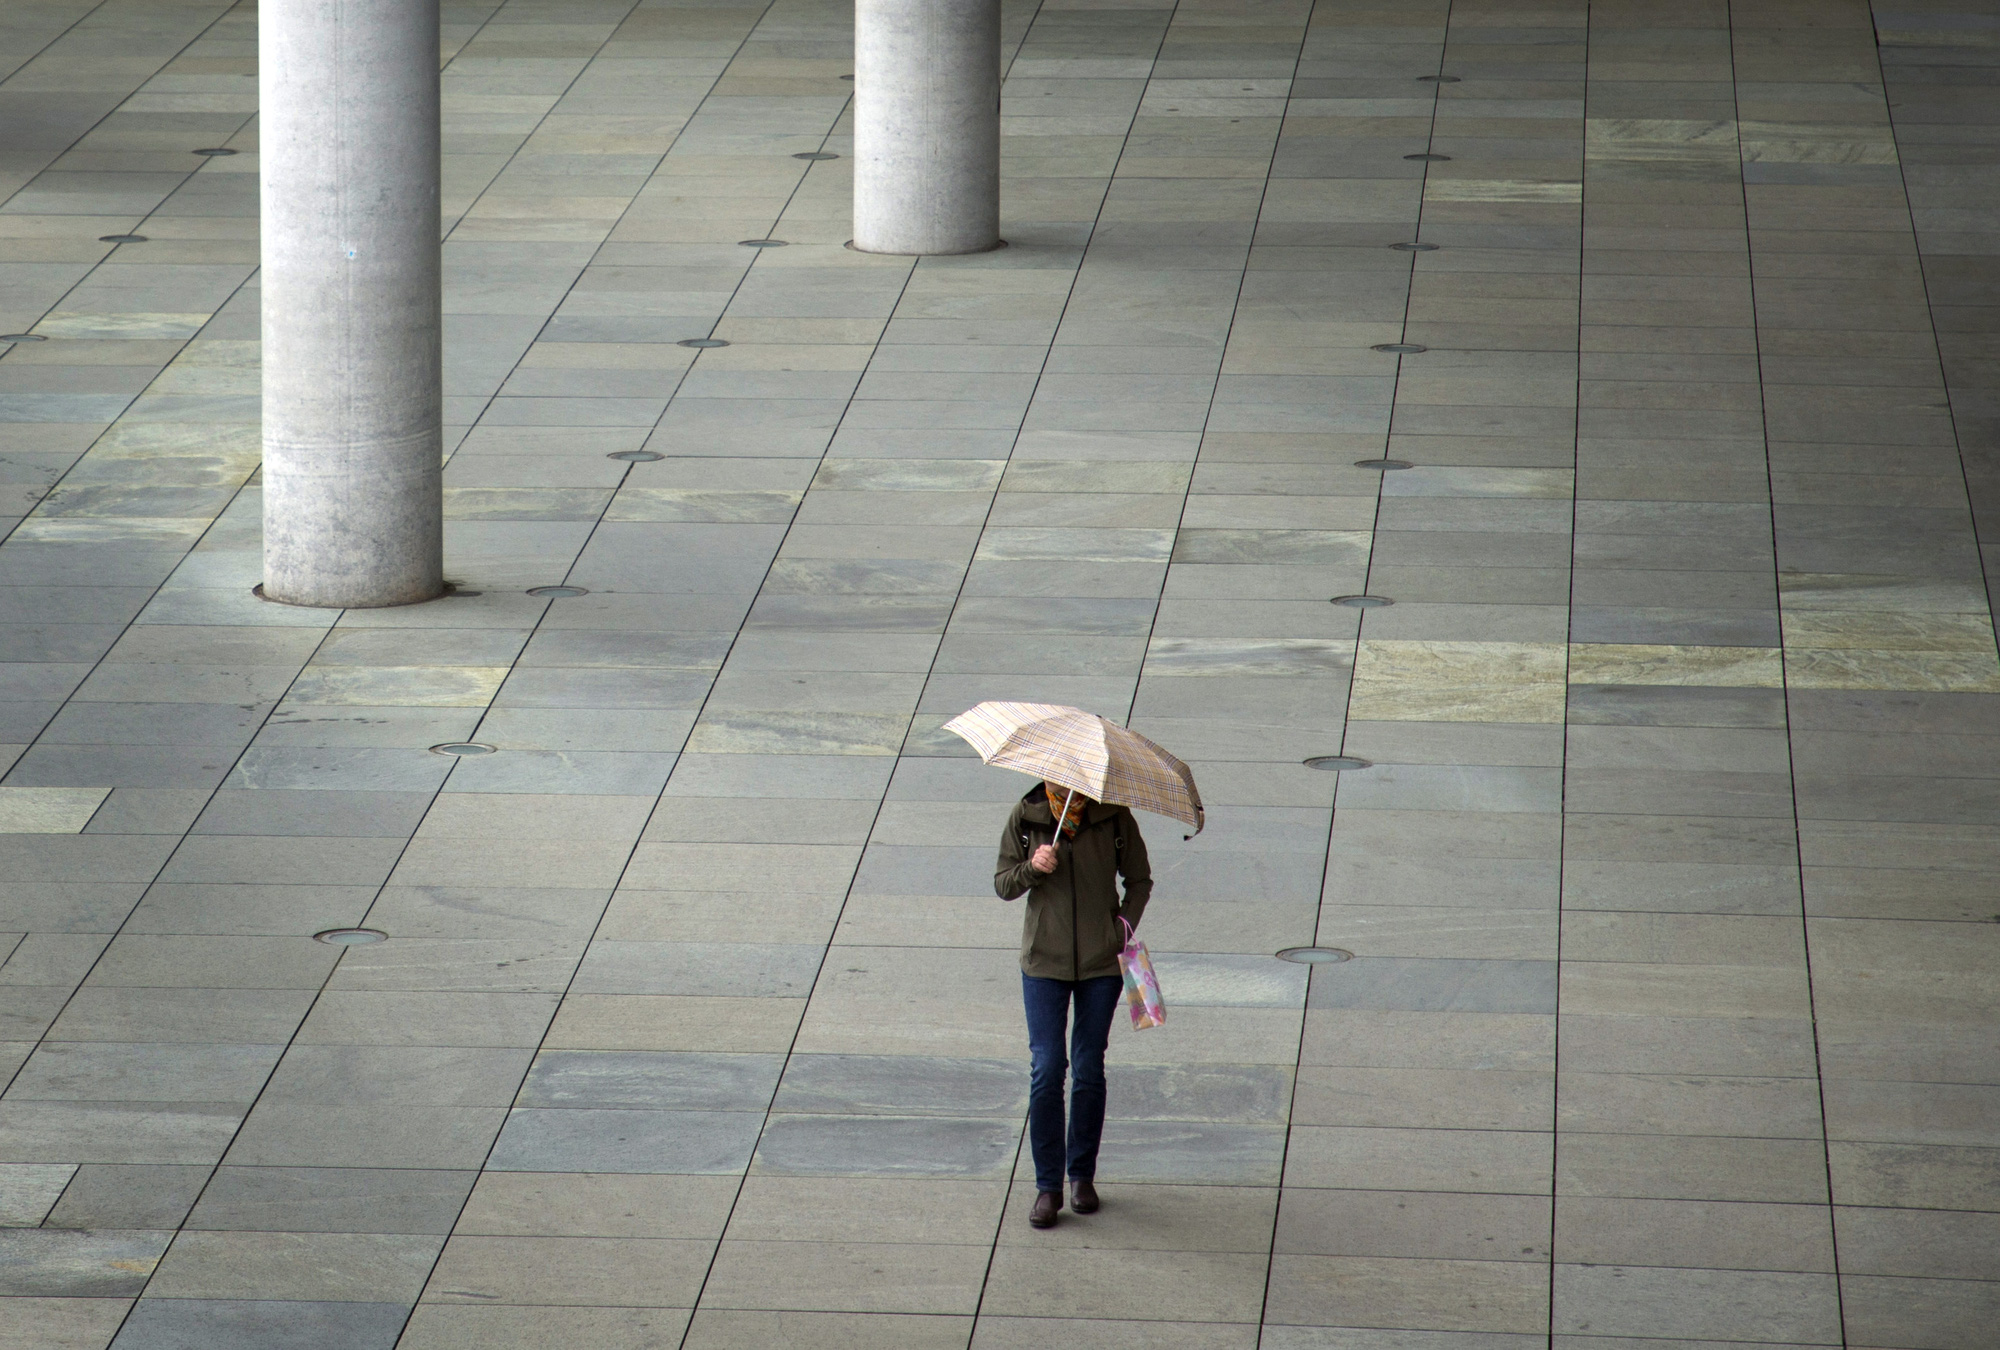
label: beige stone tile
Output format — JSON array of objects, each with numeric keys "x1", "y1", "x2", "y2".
[
  {"x1": 684, "y1": 1310, "x2": 969, "y2": 1350},
  {"x1": 0, "y1": 788, "x2": 110, "y2": 834},
  {"x1": 1558, "y1": 1133, "x2": 1829, "y2": 1204},
  {"x1": 1567, "y1": 643, "x2": 1785, "y2": 687},
  {"x1": 1285, "y1": 1126, "x2": 1552, "y2": 1194},
  {"x1": 416, "y1": 794, "x2": 655, "y2": 841},
  {"x1": 0, "y1": 1298, "x2": 131, "y2": 1350},
  {"x1": 1835, "y1": 1205, "x2": 2000, "y2": 1279},
  {"x1": 1265, "y1": 1254, "x2": 1548, "y2": 1332},
  {"x1": 423, "y1": 1235, "x2": 713, "y2": 1306},
  {"x1": 286, "y1": 665, "x2": 509, "y2": 706},
  {"x1": 981, "y1": 1246, "x2": 1269, "y2": 1322},
  {"x1": 1276, "y1": 1188, "x2": 1551, "y2": 1261},
  {"x1": 833, "y1": 894, "x2": 1017, "y2": 949},
  {"x1": 597, "y1": 891, "x2": 843, "y2": 943},
  {"x1": 1294, "y1": 1067, "x2": 1552, "y2": 1130},
  {"x1": 544, "y1": 995, "x2": 805, "y2": 1053},
  {"x1": 401, "y1": 1305, "x2": 693, "y2": 1350},
  {"x1": 793, "y1": 948, "x2": 1021, "y2": 1058},
  {"x1": 699, "y1": 1239, "x2": 989, "y2": 1314},
  {"x1": 1559, "y1": 912, "x2": 1804, "y2": 966},
  {"x1": 1783, "y1": 610, "x2": 1998, "y2": 653},
  {"x1": 149, "y1": 1231, "x2": 442, "y2": 1301},
  {"x1": 1111, "y1": 1007, "x2": 1305, "y2": 1066},
  {"x1": 1349, "y1": 640, "x2": 1567, "y2": 723},
  {"x1": 1556, "y1": 1196, "x2": 1834, "y2": 1271},
  {"x1": 1784, "y1": 647, "x2": 2000, "y2": 692},
  {"x1": 726, "y1": 1177, "x2": 1003, "y2": 1245},
  {"x1": 1559, "y1": 962, "x2": 1813, "y2": 1019},
  {"x1": 456, "y1": 1172, "x2": 740, "y2": 1238},
  {"x1": 972, "y1": 1319, "x2": 1255, "y2": 1350},
  {"x1": 994, "y1": 1180, "x2": 1276, "y2": 1251},
  {"x1": 1829, "y1": 1141, "x2": 2000, "y2": 1211},
  {"x1": 1301, "y1": 1010, "x2": 1554, "y2": 1071}
]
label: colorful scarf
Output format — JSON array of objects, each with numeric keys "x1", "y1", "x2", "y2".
[{"x1": 1045, "y1": 782, "x2": 1091, "y2": 838}]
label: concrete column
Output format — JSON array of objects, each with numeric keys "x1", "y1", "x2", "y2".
[
  {"x1": 261, "y1": 0, "x2": 443, "y2": 607},
  {"x1": 852, "y1": 0, "x2": 1001, "y2": 255}
]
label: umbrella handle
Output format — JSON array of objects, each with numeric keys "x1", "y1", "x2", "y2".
[{"x1": 1057, "y1": 787, "x2": 1075, "y2": 846}]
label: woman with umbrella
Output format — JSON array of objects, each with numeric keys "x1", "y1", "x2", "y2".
[{"x1": 944, "y1": 702, "x2": 1203, "y2": 1231}]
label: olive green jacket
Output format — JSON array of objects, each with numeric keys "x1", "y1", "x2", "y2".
[{"x1": 995, "y1": 786, "x2": 1153, "y2": 981}]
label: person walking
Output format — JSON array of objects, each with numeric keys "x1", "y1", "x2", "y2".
[{"x1": 995, "y1": 780, "x2": 1152, "y2": 1229}]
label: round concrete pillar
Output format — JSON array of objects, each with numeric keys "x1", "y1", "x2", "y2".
[
  {"x1": 852, "y1": 0, "x2": 1001, "y2": 255},
  {"x1": 260, "y1": 0, "x2": 444, "y2": 607}
]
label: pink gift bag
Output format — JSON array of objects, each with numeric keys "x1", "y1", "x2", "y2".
[{"x1": 1117, "y1": 918, "x2": 1165, "y2": 1030}]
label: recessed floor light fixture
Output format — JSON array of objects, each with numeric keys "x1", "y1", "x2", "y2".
[
  {"x1": 0, "y1": 333, "x2": 46, "y2": 342},
  {"x1": 1404, "y1": 152, "x2": 1451, "y2": 161},
  {"x1": 527, "y1": 585, "x2": 588, "y2": 598},
  {"x1": 431, "y1": 742, "x2": 497, "y2": 756},
  {"x1": 193, "y1": 147, "x2": 237, "y2": 156},
  {"x1": 740, "y1": 238, "x2": 787, "y2": 248},
  {"x1": 1331, "y1": 594, "x2": 1394, "y2": 608},
  {"x1": 1303, "y1": 755, "x2": 1371, "y2": 771},
  {"x1": 315, "y1": 928, "x2": 388, "y2": 945},
  {"x1": 1388, "y1": 242, "x2": 1439, "y2": 252},
  {"x1": 793, "y1": 151, "x2": 839, "y2": 160},
  {"x1": 1417, "y1": 74, "x2": 1461, "y2": 83},
  {"x1": 1354, "y1": 458, "x2": 1413, "y2": 470},
  {"x1": 1277, "y1": 946, "x2": 1353, "y2": 964},
  {"x1": 678, "y1": 338, "x2": 728, "y2": 348},
  {"x1": 1372, "y1": 343, "x2": 1427, "y2": 353},
  {"x1": 609, "y1": 449, "x2": 663, "y2": 461},
  {"x1": 100, "y1": 234, "x2": 147, "y2": 243}
]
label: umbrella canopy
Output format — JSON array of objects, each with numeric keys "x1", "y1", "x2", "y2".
[{"x1": 942, "y1": 701, "x2": 1204, "y2": 835}]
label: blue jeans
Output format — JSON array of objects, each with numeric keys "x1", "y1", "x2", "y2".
[{"x1": 1022, "y1": 972, "x2": 1123, "y2": 1194}]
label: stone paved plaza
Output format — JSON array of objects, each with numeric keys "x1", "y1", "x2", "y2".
[{"x1": 1, "y1": 0, "x2": 1998, "y2": 1345}]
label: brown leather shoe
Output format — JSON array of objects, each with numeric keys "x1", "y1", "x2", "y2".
[
  {"x1": 1071, "y1": 1178, "x2": 1099, "y2": 1214},
  {"x1": 1030, "y1": 1191, "x2": 1061, "y2": 1228}
]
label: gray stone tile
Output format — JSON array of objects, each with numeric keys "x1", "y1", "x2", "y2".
[
  {"x1": 570, "y1": 941, "x2": 825, "y2": 997},
  {"x1": 8, "y1": 1042, "x2": 282, "y2": 1102},
  {"x1": 488, "y1": 1107, "x2": 765, "y2": 1174},
  {"x1": 0, "y1": 1229, "x2": 172, "y2": 1296},
  {"x1": 45, "y1": 1164, "x2": 211, "y2": 1230},
  {"x1": 773, "y1": 1055, "x2": 1028, "y2": 1117},
  {"x1": 518, "y1": 1050, "x2": 784, "y2": 1110},
  {"x1": 1308, "y1": 958, "x2": 1558, "y2": 1014},
  {"x1": 753, "y1": 1114, "x2": 1021, "y2": 1178},
  {"x1": 108, "y1": 1299, "x2": 409, "y2": 1350},
  {"x1": 185, "y1": 1167, "x2": 477, "y2": 1234}
]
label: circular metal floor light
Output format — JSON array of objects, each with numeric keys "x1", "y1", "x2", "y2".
[
  {"x1": 315, "y1": 928, "x2": 388, "y2": 945},
  {"x1": 0, "y1": 334, "x2": 46, "y2": 342},
  {"x1": 678, "y1": 338, "x2": 728, "y2": 348},
  {"x1": 1354, "y1": 458, "x2": 1413, "y2": 470},
  {"x1": 527, "y1": 585, "x2": 588, "y2": 598},
  {"x1": 1277, "y1": 946, "x2": 1353, "y2": 964},
  {"x1": 430, "y1": 742, "x2": 497, "y2": 756},
  {"x1": 1372, "y1": 343, "x2": 1427, "y2": 354},
  {"x1": 1416, "y1": 74, "x2": 1461, "y2": 83},
  {"x1": 1404, "y1": 152, "x2": 1451, "y2": 161},
  {"x1": 739, "y1": 238, "x2": 788, "y2": 248},
  {"x1": 793, "y1": 151, "x2": 840, "y2": 160},
  {"x1": 1303, "y1": 755, "x2": 1371, "y2": 771},
  {"x1": 100, "y1": 234, "x2": 147, "y2": 243},
  {"x1": 1331, "y1": 594, "x2": 1394, "y2": 608},
  {"x1": 1388, "y1": 242, "x2": 1439, "y2": 252},
  {"x1": 193, "y1": 147, "x2": 237, "y2": 156},
  {"x1": 608, "y1": 449, "x2": 663, "y2": 461}
]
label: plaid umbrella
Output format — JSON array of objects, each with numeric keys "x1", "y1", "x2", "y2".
[{"x1": 942, "y1": 701, "x2": 1205, "y2": 835}]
